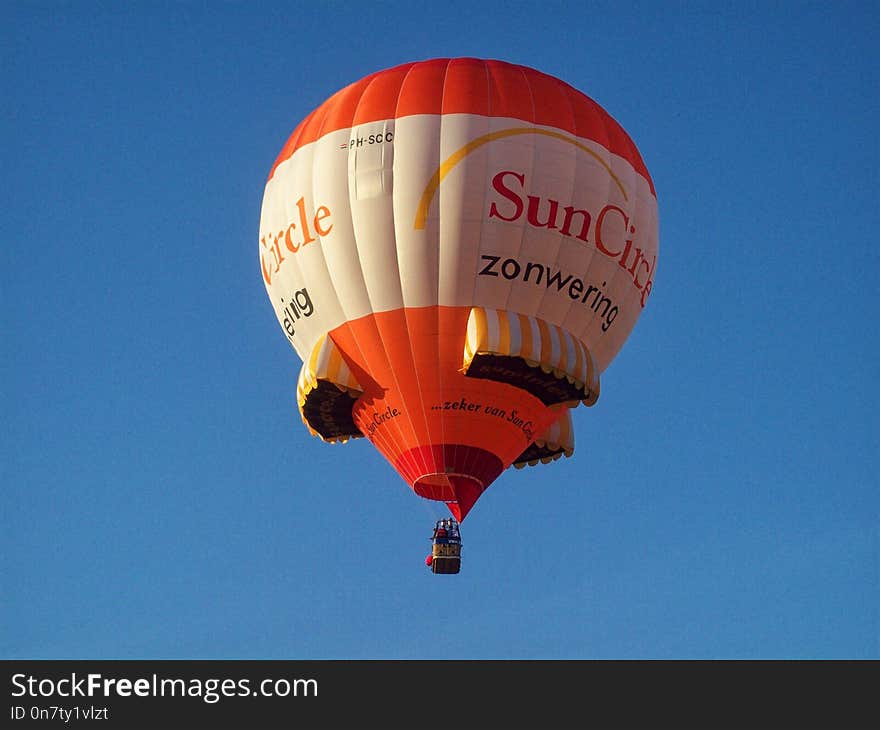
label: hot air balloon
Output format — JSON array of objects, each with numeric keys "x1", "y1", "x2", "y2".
[{"x1": 258, "y1": 58, "x2": 658, "y2": 572}]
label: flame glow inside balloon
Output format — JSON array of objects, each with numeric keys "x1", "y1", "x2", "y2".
[{"x1": 259, "y1": 58, "x2": 658, "y2": 521}]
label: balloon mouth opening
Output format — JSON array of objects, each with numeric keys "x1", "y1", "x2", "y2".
[
  {"x1": 413, "y1": 472, "x2": 483, "y2": 502},
  {"x1": 414, "y1": 472, "x2": 484, "y2": 523},
  {"x1": 394, "y1": 444, "x2": 505, "y2": 521}
]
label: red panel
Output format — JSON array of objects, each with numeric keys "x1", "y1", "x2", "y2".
[
  {"x1": 351, "y1": 64, "x2": 411, "y2": 127},
  {"x1": 440, "y1": 57, "x2": 489, "y2": 116},
  {"x1": 395, "y1": 58, "x2": 446, "y2": 117},
  {"x1": 529, "y1": 69, "x2": 576, "y2": 136},
  {"x1": 485, "y1": 59, "x2": 532, "y2": 122}
]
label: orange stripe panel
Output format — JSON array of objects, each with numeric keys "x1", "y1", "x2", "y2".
[
  {"x1": 395, "y1": 60, "x2": 445, "y2": 117},
  {"x1": 328, "y1": 304, "x2": 561, "y2": 521},
  {"x1": 441, "y1": 57, "x2": 490, "y2": 116},
  {"x1": 267, "y1": 58, "x2": 654, "y2": 193}
]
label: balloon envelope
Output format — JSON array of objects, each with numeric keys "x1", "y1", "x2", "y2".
[{"x1": 259, "y1": 58, "x2": 658, "y2": 521}]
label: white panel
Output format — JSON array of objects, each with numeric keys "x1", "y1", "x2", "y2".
[
  {"x1": 311, "y1": 128, "x2": 373, "y2": 322},
  {"x1": 515, "y1": 130, "x2": 577, "y2": 325},
  {"x1": 582, "y1": 171, "x2": 659, "y2": 372},
  {"x1": 393, "y1": 115, "x2": 441, "y2": 308},
  {"x1": 259, "y1": 142, "x2": 346, "y2": 360},
  {"x1": 468, "y1": 118, "x2": 536, "y2": 312},
  {"x1": 347, "y1": 119, "x2": 402, "y2": 313},
  {"x1": 437, "y1": 113, "x2": 493, "y2": 307}
]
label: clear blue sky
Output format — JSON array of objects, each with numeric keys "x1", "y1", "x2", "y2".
[{"x1": 2, "y1": 1, "x2": 877, "y2": 660}]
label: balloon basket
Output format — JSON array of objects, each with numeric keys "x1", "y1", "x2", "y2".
[{"x1": 429, "y1": 519, "x2": 462, "y2": 575}]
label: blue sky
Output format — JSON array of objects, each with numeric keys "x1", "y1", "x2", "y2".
[{"x1": 2, "y1": 1, "x2": 877, "y2": 659}]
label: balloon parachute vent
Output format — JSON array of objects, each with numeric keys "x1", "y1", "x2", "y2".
[{"x1": 427, "y1": 519, "x2": 462, "y2": 575}]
